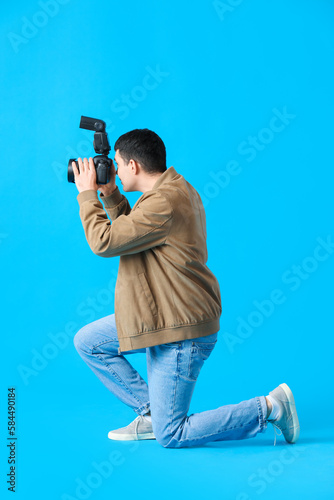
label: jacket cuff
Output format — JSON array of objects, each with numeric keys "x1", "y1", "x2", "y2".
[
  {"x1": 99, "y1": 186, "x2": 124, "y2": 208},
  {"x1": 77, "y1": 190, "x2": 99, "y2": 205}
]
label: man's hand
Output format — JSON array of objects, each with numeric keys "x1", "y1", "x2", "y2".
[
  {"x1": 72, "y1": 157, "x2": 117, "y2": 196},
  {"x1": 72, "y1": 157, "x2": 98, "y2": 193}
]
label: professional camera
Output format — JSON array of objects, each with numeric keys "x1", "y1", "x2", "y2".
[{"x1": 68, "y1": 116, "x2": 113, "y2": 184}]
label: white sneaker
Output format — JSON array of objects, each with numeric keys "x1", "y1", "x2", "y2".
[
  {"x1": 108, "y1": 415, "x2": 155, "y2": 441},
  {"x1": 267, "y1": 383, "x2": 300, "y2": 445}
]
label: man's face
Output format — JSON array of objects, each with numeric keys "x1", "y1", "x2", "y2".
[{"x1": 113, "y1": 150, "x2": 132, "y2": 192}]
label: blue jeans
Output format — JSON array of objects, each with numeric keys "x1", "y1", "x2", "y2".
[{"x1": 74, "y1": 314, "x2": 268, "y2": 448}]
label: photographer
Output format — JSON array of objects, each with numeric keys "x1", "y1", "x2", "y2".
[{"x1": 73, "y1": 128, "x2": 299, "y2": 448}]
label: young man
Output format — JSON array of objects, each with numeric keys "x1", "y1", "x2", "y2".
[{"x1": 72, "y1": 129, "x2": 300, "y2": 448}]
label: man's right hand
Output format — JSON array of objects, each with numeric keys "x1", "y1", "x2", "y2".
[{"x1": 97, "y1": 160, "x2": 117, "y2": 197}]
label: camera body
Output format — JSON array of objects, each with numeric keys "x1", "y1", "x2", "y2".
[{"x1": 68, "y1": 116, "x2": 113, "y2": 184}]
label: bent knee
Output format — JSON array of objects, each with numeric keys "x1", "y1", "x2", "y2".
[
  {"x1": 155, "y1": 433, "x2": 179, "y2": 448},
  {"x1": 73, "y1": 327, "x2": 93, "y2": 354},
  {"x1": 153, "y1": 425, "x2": 178, "y2": 449},
  {"x1": 152, "y1": 417, "x2": 190, "y2": 449}
]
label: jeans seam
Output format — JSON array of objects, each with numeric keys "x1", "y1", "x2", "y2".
[
  {"x1": 167, "y1": 348, "x2": 182, "y2": 446},
  {"x1": 170, "y1": 418, "x2": 258, "y2": 445},
  {"x1": 188, "y1": 347, "x2": 201, "y2": 381},
  {"x1": 92, "y1": 339, "x2": 119, "y2": 350},
  {"x1": 166, "y1": 348, "x2": 181, "y2": 443},
  {"x1": 256, "y1": 396, "x2": 267, "y2": 432},
  {"x1": 77, "y1": 338, "x2": 118, "y2": 354},
  {"x1": 95, "y1": 353, "x2": 148, "y2": 409}
]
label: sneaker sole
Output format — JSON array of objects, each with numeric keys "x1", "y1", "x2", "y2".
[
  {"x1": 279, "y1": 382, "x2": 300, "y2": 443},
  {"x1": 108, "y1": 432, "x2": 156, "y2": 441}
]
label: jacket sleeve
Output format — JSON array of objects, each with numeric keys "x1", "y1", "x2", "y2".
[
  {"x1": 76, "y1": 189, "x2": 173, "y2": 257},
  {"x1": 99, "y1": 186, "x2": 131, "y2": 219}
]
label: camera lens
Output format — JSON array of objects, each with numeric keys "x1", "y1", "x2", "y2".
[{"x1": 68, "y1": 159, "x2": 77, "y2": 183}]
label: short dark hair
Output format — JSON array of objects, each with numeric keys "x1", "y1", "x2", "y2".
[{"x1": 114, "y1": 129, "x2": 167, "y2": 175}]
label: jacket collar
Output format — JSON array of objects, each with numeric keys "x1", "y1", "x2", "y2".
[
  {"x1": 131, "y1": 167, "x2": 180, "y2": 211},
  {"x1": 151, "y1": 166, "x2": 180, "y2": 190}
]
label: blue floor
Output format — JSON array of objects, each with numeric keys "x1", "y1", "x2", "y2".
[{"x1": 7, "y1": 395, "x2": 334, "y2": 500}]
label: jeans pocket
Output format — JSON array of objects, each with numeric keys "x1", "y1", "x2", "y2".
[
  {"x1": 150, "y1": 342, "x2": 181, "y2": 374},
  {"x1": 188, "y1": 340, "x2": 217, "y2": 381},
  {"x1": 160, "y1": 342, "x2": 181, "y2": 348}
]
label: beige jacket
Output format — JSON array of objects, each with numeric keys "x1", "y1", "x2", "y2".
[{"x1": 76, "y1": 166, "x2": 222, "y2": 352}]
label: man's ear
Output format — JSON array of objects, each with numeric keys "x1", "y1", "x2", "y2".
[{"x1": 129, "y1": 159, "x2": 141, "y2": 175}]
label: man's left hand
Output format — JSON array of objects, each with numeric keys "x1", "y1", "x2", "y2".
[{"x1": 72, "y1": 157, "x2": 98, "y2": 193}]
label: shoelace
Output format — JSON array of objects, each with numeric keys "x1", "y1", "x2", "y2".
[
  {"x1": 267, "y1": 404, "x2": 294, "y2": 445},
  {"x1": 133, "y1": 416, "x2": 141, "y2": 440},
  {"x1": 268, "y1": 420, "x2": 283, "y2": 446}
]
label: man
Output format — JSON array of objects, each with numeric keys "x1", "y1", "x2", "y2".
[{"x1": 72, "y1": 128, "x2": 300, "y2": 448}]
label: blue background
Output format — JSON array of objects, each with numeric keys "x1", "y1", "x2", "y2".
[{"x1": 1, "y1": 0, "x2": 334, "y2": 498}]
